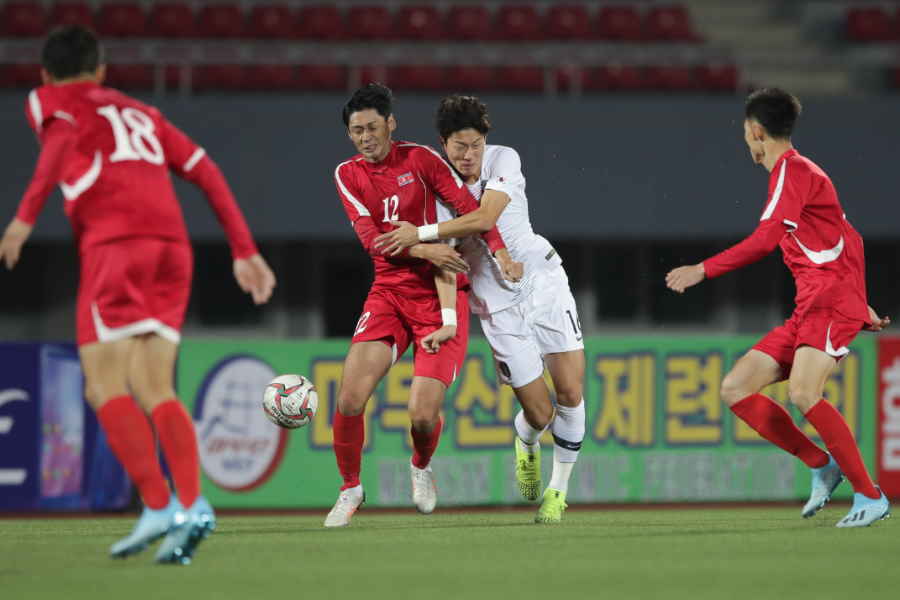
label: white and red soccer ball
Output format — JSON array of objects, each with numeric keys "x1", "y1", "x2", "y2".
[{"x1": 262, "y1": 374, "x2": 318, "y2": 429}]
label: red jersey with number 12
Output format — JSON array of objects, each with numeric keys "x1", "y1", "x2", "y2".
[
  {"x1": 704, "y1": 149, "x2": 869, "y2": 323},
  {"x1": 335, "y1": 140, "x2": 506, "y2": 298}
]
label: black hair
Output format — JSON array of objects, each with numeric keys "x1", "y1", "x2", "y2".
[
  {"x1": 342, "y1": 83, "x2": 393, "y2": 127},
  {"x1": 435, "y1": 95, "x2": 491, "y2": 140},
  {"x1": 744, "y1": 87, "x2": 802, "y2": 140},
  {"x1": 42, "y1": 25, "x2": 102, "y2": 80}
]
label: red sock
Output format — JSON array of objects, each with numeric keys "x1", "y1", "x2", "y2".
[
  {"x1": 805, "y1": 399, "x2": 880, "y2": 498},
  {"x1": 731, "y1": 394, "x2": 829, "y2": 468},
  {"x1": 333, "y1": 411, "x2": 364, "y2": 490},
  {"x1": 411, "y1": 418, "x2": 443, "y2": 469},
  {"x1": 96, "y1": 395, "x2": 170, "y2": 509},
  {"x1": 151, "y1": 399, "x2": 200, "y2": 508}
]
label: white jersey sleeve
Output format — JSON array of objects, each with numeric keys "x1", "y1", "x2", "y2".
[{"x1": 484, "y1": 146, "x2": 526, "y2": 200}]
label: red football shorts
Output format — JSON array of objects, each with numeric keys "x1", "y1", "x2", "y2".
[
  {"x1": 76, "y1": 239, "x2": 192, "y2": 347},
  {"x1": 753, "y1": 307, "x2": 866, "y2": 379},
  {"x1": 351, "y1": 287, "x2": 469, "y2": 387}
]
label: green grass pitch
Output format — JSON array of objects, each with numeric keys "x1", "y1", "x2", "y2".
[{"x1": 2, "y1": 507, "x2": 896, "y2": 600}]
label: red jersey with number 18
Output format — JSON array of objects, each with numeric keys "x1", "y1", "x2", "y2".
[{"x1": 19, "y1": 81, "x2": 257, "y2": 258}]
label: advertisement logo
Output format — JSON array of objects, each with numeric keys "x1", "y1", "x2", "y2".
[
  {"x1": 878, "y1": 339, "x2": 900, "y2": 498},
  {"x1": 193, "y1": 355, "x2": 288, "y2": 492},
  {"x1": 0, "y1": 388, "x2": 29, "y2": 486}
]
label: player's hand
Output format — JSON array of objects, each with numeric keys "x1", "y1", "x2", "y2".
[
  {"x1": 414, "y1": 244, "x2": 469, "y2": 274},
  {"x1": 422, "y1": 325, "x2": 456, "y2": 354},
  {"x1": 0, "y1": 218, "x2": 33, "y2": 270},
  {"x1": 233, "y1": 253, "x2": 276, "y2": 305},
  {"x1": 866, "y1": 306, "x2": 891, "y2": 332},
  {"x1": 666, "y1": 263, "x2": 705, "y2": 293},
  {"x1": 494, "y1": 248, "x2": 523, "y2": 283},
  {"x1": 373, "y1": 221, "x2": 418, "y2": 256}
]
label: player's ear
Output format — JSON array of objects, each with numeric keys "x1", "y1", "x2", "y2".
[
  {"x1": 95, "y1": 64, "x2": 107, "y2": 84},
  {"x1": 40, "y1": 68, "x2": 51, "y2": 85},
  {"x1": 387, "y1": 114, "x2": 397, "y2": 133},
  {"x1": 751, "y1": 121, "x2": 766, "y2": 143}
]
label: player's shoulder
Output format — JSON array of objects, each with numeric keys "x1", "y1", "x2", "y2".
[
  {"x1": 786, "y1": 150, "x2": 828, "y2": 182},
  {"x1": 396, "y1": 140, "x2": 444, "y2": 164},
  {"x1": 335, "y1": 155, "x2": 365, "y2": 178},
  {"x1": 485, "y1": 144, "x2": 521, "y2": 166}
]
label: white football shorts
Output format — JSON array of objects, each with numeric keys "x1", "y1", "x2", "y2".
[{"x1": 480, "y1": 266, "x2": 584, "y2": 389}]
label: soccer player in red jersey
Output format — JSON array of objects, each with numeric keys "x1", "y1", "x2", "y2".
[
  {"x1": 667, "y1": 88, "x2": 891, "y2": 527},
  {"x1": 326, "y1": 84, "x2": 520, "y2": 527},
  {"x1": 0, "y1": 27, "x2": 276, "y2": 560}
]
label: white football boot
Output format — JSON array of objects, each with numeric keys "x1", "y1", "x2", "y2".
[
  {"x1": 410, "y1": 462, "x2": 437, "y2": 514},
  {"x1": 836, "y1": 489, "x2": 890, "y2": 528},
  {"x1": 110, "y1": 496, "x2": 182, "y2": 558},
  {"x1": 802, "y1": 455, "x2": 844, "y2": 518},
  {"x1": 324, "y1": 485, "x2": 364, "y2": 528}
]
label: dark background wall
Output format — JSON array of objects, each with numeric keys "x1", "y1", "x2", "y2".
[{"x1": 1, "y1": 93, "x2": 897, "y2": 242}]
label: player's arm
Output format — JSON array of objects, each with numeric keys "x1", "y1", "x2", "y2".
[
  {"x1": 161, "y1": 118, "x2": 275, "y2": 304},
  {"x1": 422, "y1": 267, "x2": 459, "y2": 354},
  {"x1": 866, "y1": 306, "x2": 892, "y2": 332},
  {"x1": 667, "y1": 165, "x2": 808, "y2": 293},
  {"x1": 1, "y1": 118, "x2": 76, "y2": 270}
]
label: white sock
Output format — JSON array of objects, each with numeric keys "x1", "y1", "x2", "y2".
[
  {"x1": 514, "y1": 410, "x2": 544, "y2": 448},
  {"x1": 548, "y1": 401, "x2": 585, "y2": 493}
]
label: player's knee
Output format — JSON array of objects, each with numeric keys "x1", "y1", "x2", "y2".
[
  {"x1": 554, "y1": 384, "x2": 583, "y2": 408},
  {"x1": 523, "y1": 403, "x2": 553, "y2": 430},
  {"x1": 337, "y1": 388, "x2": 367, "y2": 417},
  {"x1": 720, "y1": 373, "x2": 749, "y2": 406},
  {"x1": 788, "y1": 385, "x2": 817, "y2": 413}
]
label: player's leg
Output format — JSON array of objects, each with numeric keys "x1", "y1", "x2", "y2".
[
  {"x1": 406, "y1": 287, "x2": 470, "y2": 514},
  {"x1": 482, "y1": 306, "x2": 550, "y2": 501},
  {"x1": 325, "y1": 340, "x2": 393, "y2": 527},
  {"x1": 80, "y1": 339, "x2": 176, "y2": 558},
  {"x1": 723, "y1": 341, "x2": 830, "y2": 469},
  {"x1": 790, "y1": 344, "x2": 889, "y2": 526},
  {"x1": 537, "y1": 349, "x2": 586, "y2": 523},
  {"x1": 126, "y1": 332, "x2": 214, "y2": 563},
  {"x1": 407, "y1": 375, "x2": 447, "y2": 514}
]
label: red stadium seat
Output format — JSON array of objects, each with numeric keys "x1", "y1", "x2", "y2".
[
  {"x1": 0, "y1": 64, "x2": 42, "y2": 88},
  {"x1": 445, "y1": 65, "x2": 496, "y2": 91},
  {"x1": 644, "y1": 5, "x2": 698, "y2": 42},
  {"x1": 393, "y1": 5, "x2": 443, "y2": 40},
  {"x1": 196, "y1": 4, "x2": 246, "y2": 38},
  {"x1": 494, "y1": 5, "x2": 543, "y2": 41},
  {"x1": 496, "y1": 65, "x2": 545, "y2": 92},
  {"x1": 296, "y1": 5, "x2": 345, "y2": 40},
  {"x1": 248, "y1": 4, "x2": 294, "y2": 39},
  {"x1": 192, "y1": 64, "x2": 248, "y2": 91},
  {"x1": 445, "y1": 6, "x2": 492, "y2": 40},
  {"x1": 545, "y1": 5, "x2": 591, "y2": 40},
  {"x1": 296, "y1": 64, "x2": 347, "y2": 90},
  {"x1": 584, "y1": 65, "x2": 645, "y2": 91},
  {"x1": 148, "y1": 3, "x2": 196, "y2": 38},
  {"x1": 696, "y1": 64, "x2": 738, "y2": 92},
  {"x1": 105, "y1": 64, "x2": 155, "y2": 90},
  {"x1": 387, "y1": 65, "x2": 446, "y2": 90},
  {"x1": 846, "y1": 8, "x2": 896, "y2": 42},
  {"x1": 245, "y1": 65, "x2": 300, "y2": 90},
  {"x1": 97, "y1": 3, "x2": 147, "y2": 38},
  {"x1": 49, "y1": 2, "x2": 94, "y2": 29},
  {"x1": 595, "y1": 6, "x2": 643, "y2": 41},
  {"x1": 644, "y1": 65, "x2": 696, "y2": 90},
  {"x1": 359, "y1": 65, "x2": 389, "y2": 86},
  {"x1": 1, "y1": 3, "x2": 47, "y2": 37},
  {"x1": 346, "y1": 6, "x2": 392, "y2": 40}
]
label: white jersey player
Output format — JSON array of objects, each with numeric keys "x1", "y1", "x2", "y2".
[{"x1": 374, "y1": 95, "x2": 585, "y2": 523}]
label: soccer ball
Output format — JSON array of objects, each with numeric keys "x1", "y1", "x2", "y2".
[{"x1": 262, "y1": 374, "x2": 318, "y2": 429}]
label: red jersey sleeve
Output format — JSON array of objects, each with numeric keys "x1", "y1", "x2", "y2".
[
  {"x1": 160, "y1": 118, "x2": 258, "y2": 259},
  {"x1": 415, "y1": 147, "x2": 506, "y2": 254},
  {"x1": 334, "y1": 161, "x2": 405, "y2": 259},
  {"x1": 16, "y1": 117, "x2": 77, "y2": 225},
  {"x1": 702, "y1": 219, "x2": 785, "y2": 279}
]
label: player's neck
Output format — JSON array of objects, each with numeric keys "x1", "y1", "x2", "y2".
[
  {"x1": 49, "y1": 74, "x2": 100, "y2": 86},
  {"x1": 762, "y1": 140, "x2": 793, "y2": 172}
]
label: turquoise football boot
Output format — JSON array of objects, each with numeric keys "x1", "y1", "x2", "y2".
[
  {"x1": 801, "y1": 455, "x2": 844, "y2": 518},
  {"x1": 155, "y1": 496, "x2": 216, "y2": 565},
  {"x1": 836, "y1": 489, "x2": 890, "y2": 528},
  {"x1": 110, "y1": 496, "x2": 183, "y2": 559}
]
